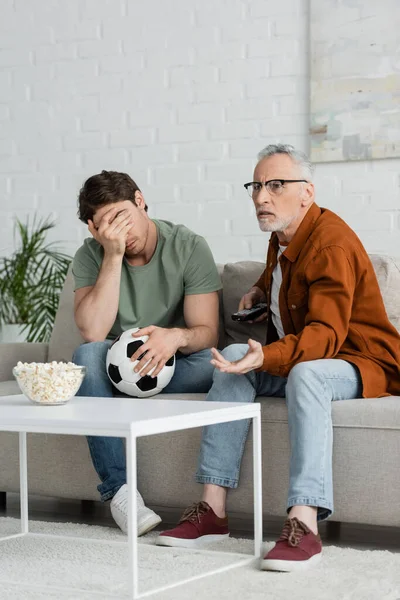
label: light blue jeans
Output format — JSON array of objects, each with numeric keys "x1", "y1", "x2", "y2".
[
  {"x1": 73, "y1": 341, "x2": 215, "y2": 501},
  {"x1": 196, "y1": 344, "x2": 362, "y2": 521}
]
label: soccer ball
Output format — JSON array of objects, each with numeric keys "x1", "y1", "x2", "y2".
[{"x1": 106, "y1": 327, "x2": 176, "y2": 398}]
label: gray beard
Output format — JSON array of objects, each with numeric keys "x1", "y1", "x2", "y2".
[{"x1": 257, "y1": 215, "x2": 296, "y2": 233}]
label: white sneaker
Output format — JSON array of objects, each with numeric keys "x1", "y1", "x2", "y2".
[{"x1": 110, "y1": 485, "x2": 162, "y2": 536}]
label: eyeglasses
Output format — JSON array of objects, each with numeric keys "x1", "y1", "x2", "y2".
[{"x1": 244, "y1": 179, "x2": 308, "y2": 198}]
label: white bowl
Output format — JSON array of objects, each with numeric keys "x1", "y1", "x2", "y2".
[{"x1": 12, "y1": 362, "x2": 86, "y2": 406}]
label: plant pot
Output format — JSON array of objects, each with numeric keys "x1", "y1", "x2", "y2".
[{"x1": 0, "y1": 324, "x2": 28, "y2": 343}]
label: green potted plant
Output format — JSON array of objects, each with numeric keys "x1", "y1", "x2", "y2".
[{"x1": 0, "y1": 216, "x2": 72, "y2": 343}]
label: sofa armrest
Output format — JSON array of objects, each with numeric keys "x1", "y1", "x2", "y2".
[{"x1": 0, "y1": 343, "x2": 49, "y2": 382}]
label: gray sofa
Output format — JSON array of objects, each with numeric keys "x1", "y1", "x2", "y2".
[{"x1": 0, "y1": 257, "x2": 400, "y2": 527}]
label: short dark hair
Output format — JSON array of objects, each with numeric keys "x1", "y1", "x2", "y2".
[{"x1": 77, "y1": 170, "x2": 148, "y2": 223}]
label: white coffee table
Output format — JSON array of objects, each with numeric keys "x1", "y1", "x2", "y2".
[{"x1": 0, "y1": 394, "x2": 262, "y2": 599}]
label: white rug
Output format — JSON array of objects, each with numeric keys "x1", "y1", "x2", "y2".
[{"x1": 1, "y1": 517, "x2": 400, "y2": 600}]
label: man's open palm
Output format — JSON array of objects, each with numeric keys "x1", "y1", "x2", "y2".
[{"x1": 210, "y1": 339, "x2": 264, "y2": 374}]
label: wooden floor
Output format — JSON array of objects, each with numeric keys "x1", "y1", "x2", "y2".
[{"x1": 1, "y1": 491, "x2": 399, "y2": 552}]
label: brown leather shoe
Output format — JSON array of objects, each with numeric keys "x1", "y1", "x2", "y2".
[
  {"x1": 156, "y1": 501, "x2": 229, "y2": 548},
  {"x1": 261, "y1": 517, "x2": 322, "y2": 572}
]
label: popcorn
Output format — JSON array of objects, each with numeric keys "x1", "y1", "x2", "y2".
[{"x1": 13, "y1": 361, "x2": 85, "y2": 405}]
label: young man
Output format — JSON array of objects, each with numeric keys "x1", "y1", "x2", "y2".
[
  {"x1": 157, "y1": 144, "x2": 400, "y2": 572},
  {"x1": 72, "y1": 170, "x2": 221, "y2": 535}
]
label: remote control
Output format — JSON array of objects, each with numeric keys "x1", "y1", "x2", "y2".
[{"x1": 231, "y1": 303, "x2": 268, "y2": 322}]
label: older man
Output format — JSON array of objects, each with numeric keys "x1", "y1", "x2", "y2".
[{"x1": 156, "y1": 144, "x2": 400, "y2": 572}]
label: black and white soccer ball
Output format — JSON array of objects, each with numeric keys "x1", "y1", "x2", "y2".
[{"x1": 106, "y1": 327, "x2": 176, "y2": 397}]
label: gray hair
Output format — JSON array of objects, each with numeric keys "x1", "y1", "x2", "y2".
[{"x1": 257, "y1": 144, "x2": 314, "y2": 181}]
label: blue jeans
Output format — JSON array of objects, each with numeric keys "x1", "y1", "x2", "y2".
[
  {"x1": 73, "y1": 341, "x2": 215, "y2": 501},
  {"x1": 196, "y1": 344, "x2": 362, "y2": 521}
]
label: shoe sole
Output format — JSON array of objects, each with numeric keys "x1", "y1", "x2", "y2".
[
  {"x1": 260, "y1": 551, "x2": 322, "y2": 572},
  {"x1": 156, "y1": 533, "x2": 230, "y2": 548},
  {"x1": 138, "y1": 513, "x2": 162, "y2": 537}
]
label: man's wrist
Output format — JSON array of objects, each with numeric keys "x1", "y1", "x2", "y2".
[
  {"x1": 103, "y1": 251, "x2": 124, "y2": 265},
  {"x1": 172, "y1": 327, "x2": 189, "y2": 351}
]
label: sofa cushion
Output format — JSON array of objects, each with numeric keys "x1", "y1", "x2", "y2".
[
  {"x1": 222, "y1": 261, "x2": 267, "y2": 346},
  {"x1": 0, "y1": 380, "x2": 20, "y2": 396},
  {"x1": 369, "y1": 254, "x2": 400, "y2": 332}
]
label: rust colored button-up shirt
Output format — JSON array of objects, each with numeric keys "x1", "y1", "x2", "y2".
[{"x1": 254, "y1": 203, "x2": 400, "y2": 398}]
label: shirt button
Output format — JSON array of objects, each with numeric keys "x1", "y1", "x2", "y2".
[
  {"x1": 291, "y1": 304, "x2": 296, "y2": 309},
  {"x1": 269, "y1": 262, "x2": 273, "y2": 267}
]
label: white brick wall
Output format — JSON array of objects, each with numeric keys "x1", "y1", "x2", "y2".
[{"x1": 1, "y1": 0, "x2": 399, "y2": 262}]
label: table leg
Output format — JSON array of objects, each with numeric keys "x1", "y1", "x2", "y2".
[
  {"x1": 252, "y1": 413, "x2": 262, "y2": 558},
  {"x1": 19, "y1": 432, "x2": 28, "y2": 534},
  {"x1": 126, "y1": 430, "x2": 139, "y2": 599}
]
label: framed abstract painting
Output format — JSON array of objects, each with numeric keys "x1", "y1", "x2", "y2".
[{"x1": 310, "y1": 0, "x2": 400, "y2": 162}]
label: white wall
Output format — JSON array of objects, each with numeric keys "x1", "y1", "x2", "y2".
[{"x1": 1, "y1": 0, "x2": 399, "y2": 262}]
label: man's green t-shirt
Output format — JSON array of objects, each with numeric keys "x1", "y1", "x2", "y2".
[{"x1": 72, "y1": 219, "x2": 221, "y2": 340}]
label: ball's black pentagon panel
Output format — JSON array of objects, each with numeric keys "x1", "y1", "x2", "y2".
[
  {"x1": 108, "y1": 363, "x2": 122, "y2": 384},
  {"x1": 136, "y1": 375, "x2": 158, "y2": 392},
  {"x1": 126, "y1": 340, "x2": 144, "y2": 359}
]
